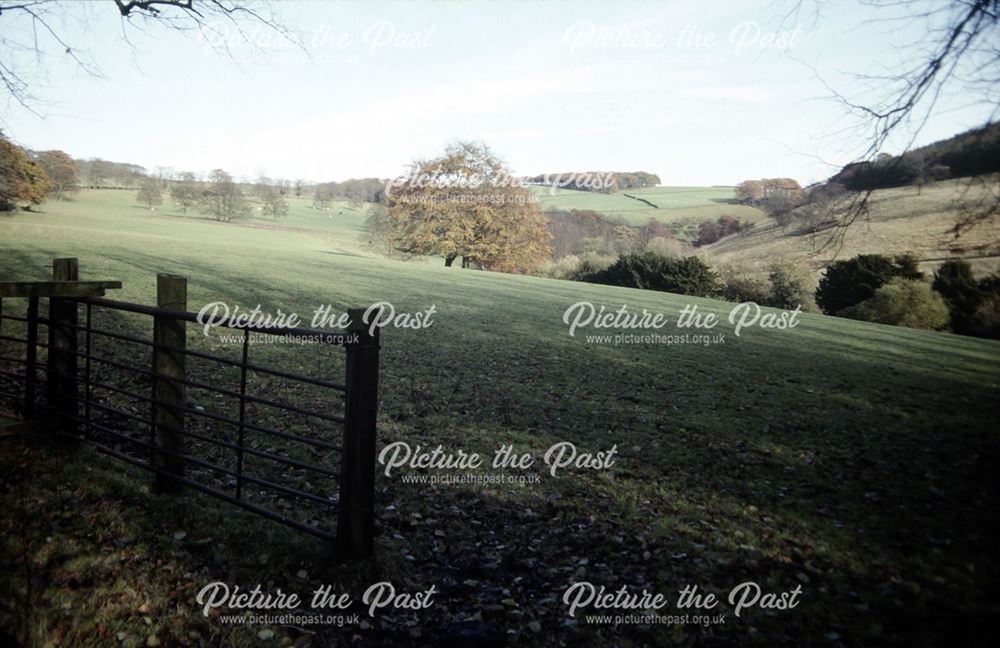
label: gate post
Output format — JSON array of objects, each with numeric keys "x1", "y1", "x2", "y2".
[
  {"x1": 48, "y1": 258, "x2": 79, "y2": 437},
  {"x1": 152, "y1": 274, "x2": 187, "y2": 493},
  {"x1": 24, "y1": 296, "x2": 39, "y2": 419},
  {"x1": 337, "y1": 308, "x2": 379, "y2": 559}
]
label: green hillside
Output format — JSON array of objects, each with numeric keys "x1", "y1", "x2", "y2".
[
  {"x1": 704, "y1": 178, "x2": 1000, "y2": 277},
  {"x1": 531, "y1": 185, "x2": 767, "y2": 237},
  {"x1": 1, "y1": 190, "x2": 998, "y2": 645}
]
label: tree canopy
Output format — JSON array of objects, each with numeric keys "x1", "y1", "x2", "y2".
[
  {"x1": 377, "y1": 141, "x2": 552, "y2": 273},
  {"x1": 0, "y1": 135, "x2": 52, "y2": 211}
]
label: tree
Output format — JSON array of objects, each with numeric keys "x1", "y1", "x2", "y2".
[
  {"x1": 840, "y1": 279, "x2": 950, "y2": 330},
  {"x1": 200, "y1": 168, "x2": 249, "y2": 222},
  {"x1": 636, "y1": 218, "x2": 675, "y2": 251},
  {"x1": 260, "y1": 183, "x2": 288, "y2": 219},
  {"x1": 695, "y1": 215, "x2": 751, "y2": 247},
  {"x1": 136, "y1": 177, "x2": 162, "y2": 210},
  {"x1": 933, "y1": 259, "x2": 990, "y2": 335},
  {"x1": 313, "y1": 183, "x2": 333, "y2": 210},
  {"x1": 780, "y1": 0, "x2": 1000, "y2": 249},
  {"x1": 0, "y1": 135, "x2": 52, "y2": 211},
  {"x1": 815, "y1": 253, "x2": 924, "y2": 315},
  {"x1": 0, "y1": 1, "x2": 298, "y2": 114},
  {"x1": 170, "y1": 171, "x2": 199, "y2": 213},
  {"x1": 735, "y1": 178, "x2": 805, "y2": 216},
  {"x1": 735, "y1": 180, "x2": 764, "y2": 205},
  {"x1": 35, "y1": 150, "x2": 79, "y2": 200},
  {"x1": 378, "y1": 141, "x2": 552, "y2": 273}
]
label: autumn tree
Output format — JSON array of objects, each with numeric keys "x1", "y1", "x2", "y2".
[
  {"x1": 637, "y1": 218, "x2": 675, "y2": 251},
  {"x1": 170, "y1": 171, "x2": 199, "y2": 213},
  {"x1": 35, "y1": 150, "x2": 79, "y2": 200},
  {"x1": 735, "y1": 180, "x2": 764, "y2": 205},
  {"x1": 200, "y1": 168, "x2": 249, "y2": 222},
  {"x1": 0, "y1": 135, "x2": 52, "y2": 211},
  {"x1": 377, "y1": 141, "x2": 552, "y2": 273},
  {"x1": 136, "y1": 177, "x2": 162, "y2": 209}
]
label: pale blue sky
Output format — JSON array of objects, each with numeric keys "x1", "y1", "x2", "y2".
[{"x1": 1, "y1": 0, "x2": 993, "y2": 185}]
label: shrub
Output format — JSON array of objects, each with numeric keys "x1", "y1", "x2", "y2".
[
  {"x1": 839, "y1": 279, "x2": 950, "y2": 330},
  {"x1": 815, "y1": 253, "x2": 924, "y2": 315},
  {"x1": 579, "y1": 253, "x2": 719, "y2": 297},
  {"x1": 645, "y1": 235, "x2": 687, "y2": 257},
  {"x1": 721, "y1": 275, "x2": 770, "y2": 304},
  {"x1": 538, "y1": 254, "x2": 582, "y2": 280},
  {"x1": 766, "y1": 262, "x2": 816, "y2": 310}
]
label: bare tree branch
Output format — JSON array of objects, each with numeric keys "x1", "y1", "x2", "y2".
[{"x1": 0, "y1": 0, "x2": 301, "y2": 122}]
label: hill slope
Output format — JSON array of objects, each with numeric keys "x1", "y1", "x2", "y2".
[
  {"x1": 703, "y1": 178, "x2": 1000, "y2": 276},
  {"x1": 532, "y1": 184, "x2": 767, "y2": 238},
  {"x1": 1, "y1": 191, "x2": 999, "y2": 646}
]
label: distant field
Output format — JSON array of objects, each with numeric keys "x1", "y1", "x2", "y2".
[
  {"x1": 530, "y1": 185, "x2": 767, "y2": 238},
  {"x1": 1, "y1": 190, "x2": 999, "y2": 645},
  {"x1": 41, "y1": 188, "x2": 372, "y2": 254},
  {"x1": 704, "y1": 179, "x2": 1000, "y2": 276}
]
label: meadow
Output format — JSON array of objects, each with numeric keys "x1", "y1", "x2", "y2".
[
  {"x1": 0, "y1": 190, "x2": 998, "y2": 646},
  {"x1": 530, "y1": 184, "x2": 767, "y2": 238}
]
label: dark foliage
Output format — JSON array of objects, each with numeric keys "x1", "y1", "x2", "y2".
[
  {"x1": 816, "y1": 253, "x2": 924, "y2": 315},
  {"x1": 826, "y1": 122, "x2": 1000, "y2": 192},
  {"x1": 933, "y1": 259, "x2": 1000, "y2": 337},
  {"x1": 578, "y1": 252, "x2": 719, "y2": 297}
]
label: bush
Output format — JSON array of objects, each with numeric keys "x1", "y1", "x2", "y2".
[
  {"x1": 766, "y1": 262, "x2": 816, "y2": 310},
  {"x1": 839, "y1": 279, "x2": 950, "y2": 330},
  {"x1": 645, "y1": 235, "x2": 687, "y2": 257},
  {"x1": 721, "y1": 275, "x2": 769, "y2": 304},
  {"x1": 579, "y1": 253, "x2": 719, "y2": 297},
  {"x1": 816, "y1": 253, "x2": 924, "y2": 315},
  {"x1": 538, "y1": 254, "x2": 582, "y2": 280}
]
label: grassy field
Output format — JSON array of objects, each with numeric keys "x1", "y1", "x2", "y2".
[
  {"x1": 1, "y1": 190, "x2": 999, "y2": 646},
  {"x1": 531, "y1": 185, "x2": 767, "y2": 238},
  {"x1": 704, "y1": 179, "x2": 1000, "y2": 277}
]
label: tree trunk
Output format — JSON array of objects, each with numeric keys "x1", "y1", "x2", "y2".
[{"x1": 445, "y1": 254, "x2": 456, "y2": 267}]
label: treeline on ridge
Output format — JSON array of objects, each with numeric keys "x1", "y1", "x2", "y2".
[{"x1": 527, "y1": 171, "x2": 661, "y2": 193}]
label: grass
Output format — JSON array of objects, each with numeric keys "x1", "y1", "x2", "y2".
[
  {"x1": 704, "y1": 179, "x2": 1000, "y2": 277},
  {"x1": 530, "y1": 185, "x2": 767, "y2": 238},
  {"x1": 1, "y1": 189, "x2": 999, "y2": 646}
]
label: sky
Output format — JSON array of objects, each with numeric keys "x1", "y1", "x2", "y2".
[{"x1": 0, "y1": 0, "x2": 994, "y2": 186}]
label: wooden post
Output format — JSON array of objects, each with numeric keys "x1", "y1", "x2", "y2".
[
  {"x1": 24, "y1": 297, "x2": 38, "y2": 419},
  {"x1": 337, "y1": 308, "x2": 379, "y2": 559},
  {"x1": 152, "y1": 274, "x2": 186, "y2": 493},
  {"x1": 48, "y1": 258, "x2": 79, "y2": 437}
]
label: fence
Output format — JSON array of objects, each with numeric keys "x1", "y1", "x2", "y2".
[{"x1": 0, "y1": 258, "x2": 379, "y2": 559}]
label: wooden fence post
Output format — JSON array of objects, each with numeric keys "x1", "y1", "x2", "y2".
[
  {"x1": 152, "y1": 274, "x2": 186, "y2": 493},
  {"x1": 23, "y1": 297, "x2": 39, "y2": 419},
  {"x1": 48, "y1": 258, "x2": 79, "y2": 437},
  {"x1": 337, "y1": 308, "x2": 380, "y2": 559}
]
